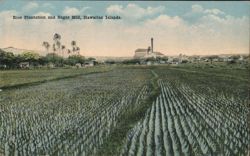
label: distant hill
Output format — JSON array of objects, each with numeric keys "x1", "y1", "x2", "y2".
[{"x1": 1, "y1": 47, "x2": 46, "y2": 56}]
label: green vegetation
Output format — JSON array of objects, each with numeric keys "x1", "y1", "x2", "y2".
[
  {"x1": 0, "y1": 63, "x2": 248, "y2": 156},
  {"x1": 120, "y1": 65, "x2": 249, "y2": 156},
  {"x1": 0, "y1": 66, "x2": 112, "y2": 89},
  {"x1": 96, "y1": 67, "x2": 161, "y2": 156},
  {"x1": 156, "y1": 64, "x2": 249, "y2": 99},
  {"x1": 0, "y1": 67, "x2": 152, "y2": 155},
  {"x1": 0, "y1": 49, "x2": 96, "y2": 69},
  {"x1": 0, "y1": 33, "x2": 97, "y2": 69}
]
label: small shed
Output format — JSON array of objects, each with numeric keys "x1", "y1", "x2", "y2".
[
  {"x1": 146, "y1": 61, "x2": 152, "y2": 66},
  {"x1": 75, "y1": 63, "x2": 82, "y2": 68},
  {"x1": 48, "y1": 63, "x2": 55, "y2": 68},
  {"x1": 19, "y1": 62, "x2": 29, "y2": 69},
  {"x1": 160, "y1": 60, "x2": 166, "y2": 64},
  {"x1": 84, "y1": 61, "x2": 95, "y2": 67}
]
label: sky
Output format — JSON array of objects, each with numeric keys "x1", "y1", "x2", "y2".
[{"x1": 0, "y1": 1, "x2": 249, "y2": 56}]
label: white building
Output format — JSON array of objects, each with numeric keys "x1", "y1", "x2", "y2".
[
  {"x1": 19, "y1": 62, "x2": 29, "y2": 68},
  {"x1": 134, "y1": 38, "x2": 165, "y2": 59}
]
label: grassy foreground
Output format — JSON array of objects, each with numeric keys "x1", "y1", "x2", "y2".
[
  {"x1": 96, "y1": 63, "x2": 249, "y2": 155},
  {"x1": 0, "y1": 66, "x2": 112, "y2": 89},
  {"x1": 0, "y1": 63, "x2": 248, "y2": 155},
  {"x1": 96, "y1": 68, "x2": 160, "y2": 156}
]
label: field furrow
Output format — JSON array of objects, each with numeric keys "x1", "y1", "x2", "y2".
[{"x1": 121, "y1": 74, "x2": 249, "y2": 156}]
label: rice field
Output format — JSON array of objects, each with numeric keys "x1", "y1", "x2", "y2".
[
  {"x1": 120, "y1": 80, "x2": 248, "y2": 156},
  {"x1": 0, "y1": 65, "x2": 249, "y2": 156},
  {"x1": 0, "y1": 66, "x2": 111, "y2": 89}
]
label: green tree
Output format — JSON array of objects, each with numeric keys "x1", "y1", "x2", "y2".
[
  {"x1": 87, "y1": 57, "x2": 96, "y2": 61},
  {"x1": 61, "y1": 45, "x2": 66, "y2": 57},
  {"x1": 0, "y1": 49, "x2": 16, "y2": 68},
  {"x1": 122, "y1": 58, "x2": 140, "y2": 64},
  {"x1": 207, "y1": 55, "x2": 218, "y2": 64},
  {"x1": 66, "y1": 55, "x2": 85, "y2": 65},
  {"x1": 145, "y1": 57, "x2": 156, "y2": 62},
  {"x1": 45, "y1": 53, "x2": 64, "y2": 66},
  {"x1": 161, "y1": 56, "x2": 168, "y2": 61},
  {"x1": 20, "y1": 51, "x2": 40, "y2": 65}
]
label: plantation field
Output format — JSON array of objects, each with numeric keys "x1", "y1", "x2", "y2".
[
  {"x1": 0, "y1": 64, "x2": 249, "y2": 156},
  {"x1": 0, "y1": 66, "x2": 111, "y2": 89},
  {"x1": 120, "y1": 67, "x2": 249, "y2": 156}
]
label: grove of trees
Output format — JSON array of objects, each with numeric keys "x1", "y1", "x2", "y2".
[
  {"x1": 0, "y1": 33, "x2": 92, "y2": 69},
  {"x1": 0, "y1": 49, "x2": 90, "y2": 69}
]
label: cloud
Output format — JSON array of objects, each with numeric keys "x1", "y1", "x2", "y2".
[
  {"x1": 42, "y1": 3, "x2": 55, "y2": 9},
  {"x1": 106, "y1": 3, "x2": 165, "y2": 19},
  {"x1": 63, "y1": 6, "x2": 90, "y2": 15},
  {"x1": 204, "y1": 9, "x2": 225, "y2": 15},
  {"x1": 106, "y1": 5, "x2": 123, "y2": 14},
  {"x1": 132, "y1": 12, "x2": 249, "y2": 55},
  {"x1": 191, "y1": 4, "x2": 225, "y2": 15},
  {"x1": 63, "y1": 6, "x2": 80, "y2": 15},
  {"x1": 185, "y1": 4, "x2": 226, "y2": 24},
  {"x1": 0, "y1": 4, "x2": 248, "y2": 56},
  {"x1": 191, "y1": 4, "x2": 204, "y2": 13},
  {"x1": 34, "y1": 12, "x2": 52, "y2": 17},
  {"x1": 22, "y1": 2, "x2": 39, "y2": 12},
  {"x1": 0, "y1": 10, "x2": 18, "y2": 27},
  {"x1": 145, "y1": 15, "x2": 184, "y2": 28}
]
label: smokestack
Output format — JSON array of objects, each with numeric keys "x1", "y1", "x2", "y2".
[{"x1": 151, "y1": 37, "x2": 153, "y2": 53}]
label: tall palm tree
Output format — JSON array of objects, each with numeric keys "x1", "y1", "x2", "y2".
[
  {"x1": 42, "y1": 42, "x2": 50, "y2": 52},
  {"x1": 53, "y1": 33, "x2": 61, "y2": 54},
  {"x1": 71, "y1": 41, "x2": 76, "y2": 54},
  {"x1": 52, "y1": 44, "x2": 56, "y2": 53},
  {"x1": 56, "y1": 41, "x2": 61, "y2": 51},
  {"x1": 67, "y1": 49, "x2": 71, "y2": 56},
  {"x1": 61, "y1": 45, "x2": 66, "y2": 57},
  {"x1": 76, "y1": 47, "x2": 80, "y2": 55},
  {"x1": 53, "y1": 33, "x2": 61, "y2": 42},
  {"x1": 71, "y1": 41, "x2": 76, "y2": 47},
  {"x1": 71, "y1": 41, "x2": 80, "y2": 55}
]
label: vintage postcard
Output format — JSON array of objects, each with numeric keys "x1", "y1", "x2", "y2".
[{"x1": 0, "y1": 0, "x2": 249, "y2": 156}]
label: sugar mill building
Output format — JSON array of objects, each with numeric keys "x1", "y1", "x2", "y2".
[{"x1": 134, "y1": 38, "x2": 165, "y2": 59}]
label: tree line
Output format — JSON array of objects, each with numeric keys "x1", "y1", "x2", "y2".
[
  {"x1": 0, "y1": 49, "x2": 96, "y2": 69},
  {"x1": 0, "y1": 33, "x2": 97, "y2": 69}
]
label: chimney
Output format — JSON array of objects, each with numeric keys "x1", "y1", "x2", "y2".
[{"x1": 151, "y1": 38, "x2": 153, "y2": 53}]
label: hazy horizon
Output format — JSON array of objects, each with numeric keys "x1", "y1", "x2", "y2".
[
  {"x1": 0, "y1": 1, "x2": 249, "y2": 57},
  {"x1": 2, "y1": 46, "x2": 249, "y2": 58}
]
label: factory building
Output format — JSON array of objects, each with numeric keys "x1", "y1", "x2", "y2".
[{"x1": 134, "y1": 38, "x2": 165, "y2": 59}]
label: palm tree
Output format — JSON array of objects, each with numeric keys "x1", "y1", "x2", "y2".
[
  {"x1": 67, "y1": 49, "x2": 71, "y2": 56},
  {"x1": 76, "y1": 47, "x2": 80, "y2": 55},
  {"x1": 52, "y1": 44, "x2": 56, "y2": 53},
  {"x1": 71, "y1": 41, "x2": 80, "y2": 55},
  {"x1": 71, "y1": 41, "x2": 77, "y2": 54},
  {"x1": 61, "y1": 45, "x2": 66, "y2": 57},
  {"x1": 56, "y1": 41, "x2": 61, "y2": 51},
  {"x1": 53, "y1": 33, "x2": 61, "y2": 54},
  {"x1": 71, "y1": 41, "x2": 76, "y2": 47},
  {"x1": 53, "y1": 33, "x2": 61, "y2": 42},
  {"x1": 42, "y1": 42, "x2": 50, "y2": 52}
]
